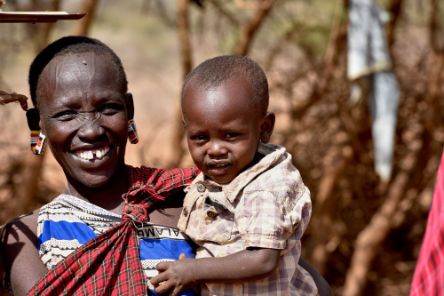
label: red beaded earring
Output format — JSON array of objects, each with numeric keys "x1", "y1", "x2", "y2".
[{"x1": 33, "y1": 131, "x2": 46, "y2": 155}]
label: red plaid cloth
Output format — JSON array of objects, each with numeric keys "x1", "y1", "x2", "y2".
[
  {"x1": 410, "y1": 152, "x2": 444, "y2": 295},
  {"x1": 27, "y1": 166, "x2": 198, "y2": 296}
]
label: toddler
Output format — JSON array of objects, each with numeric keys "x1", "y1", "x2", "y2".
[{"x1": 151, "y1": 55, "x2": 317, "y2": 296}]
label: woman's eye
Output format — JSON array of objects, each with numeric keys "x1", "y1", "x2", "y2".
[
  {"x1": 99, "y1": 103, "x2": 124, "y2": 115},
  {"x1": 53, "y1": 111, "x2": 77, "y2": 121}
]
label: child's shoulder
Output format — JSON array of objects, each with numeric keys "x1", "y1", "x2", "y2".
[
  {"x1": 257, "y1": 143, "x2": 302, "y2": 177},
  {"x1": 246, "y1": 144, "x2": 306, "y2": 194}
]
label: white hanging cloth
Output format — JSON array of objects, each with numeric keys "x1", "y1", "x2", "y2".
[{"x1": 348, "y1": 0, "x2": 400, "y2": 182}]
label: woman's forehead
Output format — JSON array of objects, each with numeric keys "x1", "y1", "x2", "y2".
[
  {"x1": 44, "y1": 52, "x2": 116, "y2": 80},
  {"x1": 37, "y1": 52, "x2": 124, "y2": 108}
]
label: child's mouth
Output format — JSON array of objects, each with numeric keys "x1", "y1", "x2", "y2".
[{"x1": 206, "y1": 162, "x2": 231, "y2": 175}]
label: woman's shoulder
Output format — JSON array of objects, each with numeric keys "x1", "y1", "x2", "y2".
[
  {"x1": 1, "y1": 210, "x2": 47, "y2": 295},
  {"x1": 2, "y1": 210, "x2": 39, "y2": 245},
  {"x1": 1, "y1": 211, "x2": 40, "y2": 262}
]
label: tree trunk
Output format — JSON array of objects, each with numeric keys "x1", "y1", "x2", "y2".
[
  {"x1": 76, "y1": 0, "x2": 99, "y2": 36},
  {"x1": 233, "y1": 0, "x2": 275, "y2": 55},
  {"x1": 34, "y1": 0, "x2": 60, "y2": 52},
  {"x1": 168, "y1": 0, "x2": 193, "y2": 168}
]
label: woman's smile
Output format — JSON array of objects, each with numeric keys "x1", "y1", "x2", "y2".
[{"x1": 72, "y1": 144, "x2": 111, "y2": 162}]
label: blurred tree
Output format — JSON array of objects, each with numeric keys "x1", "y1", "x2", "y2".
[{"x1": 76, "y1": 0, "x2": 98, "y2": 36}]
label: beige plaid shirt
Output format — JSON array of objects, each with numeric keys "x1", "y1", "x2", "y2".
[{"x1": 178, "y1": 143, "x2": 317, "y2": 295}]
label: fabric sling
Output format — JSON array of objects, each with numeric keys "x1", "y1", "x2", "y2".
[{"x1": 27, "y1": 166, "x2": 198, "y2": 296}]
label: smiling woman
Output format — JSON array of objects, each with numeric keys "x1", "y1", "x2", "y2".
[
  {"x1": 37, "y1": 51, "x2": 130, "y2": 190},
  {"x1": 0, "y1": 36, "x2": 198, "y2": 296}
]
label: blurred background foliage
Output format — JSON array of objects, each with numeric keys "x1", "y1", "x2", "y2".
[{"x1": 1, "y1": 0, "x2": 444, "y2": 295}]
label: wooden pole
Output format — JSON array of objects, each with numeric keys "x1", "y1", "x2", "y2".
[{"x1": 168, "y1": 0, "x2": 193, "y2": 168}]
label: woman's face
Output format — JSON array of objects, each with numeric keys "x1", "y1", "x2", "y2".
[{"x1": 37, "y1": 52, "x2": 131, "y2": 188}]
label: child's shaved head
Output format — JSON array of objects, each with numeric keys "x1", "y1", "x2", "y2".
[{"x1": 182, "y1": 55, "x2": 269, "y2": 115}]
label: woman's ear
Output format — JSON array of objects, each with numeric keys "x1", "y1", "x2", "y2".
[
  {"x1": 125, "y1": 93, "x2": 135, "y2": 120},
  {"x1": 260, "y1": 112, "x2": 275, "y2": 143},
  {"x1": 26, "y1": 108, "x2": 40, "y2": 131}
]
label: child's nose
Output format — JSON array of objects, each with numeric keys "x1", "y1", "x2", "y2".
[{"x1": 208, "y1": 141, "x2": 228, "y2": 158}]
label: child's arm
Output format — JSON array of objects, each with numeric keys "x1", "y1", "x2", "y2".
[{"x1": 151, "y1": 247, "x2": 280, "y2": 295}]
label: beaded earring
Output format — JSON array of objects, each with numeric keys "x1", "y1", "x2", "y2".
[
  {"x1": 30, "y1": 130, "x2": 40, "y2": 153},
  {"x1": 128, "y1": 119, "x2": 139, "y2": 144},
  {"x1": 26, "y1": 108, "x2": 45, "y2": 155},
  {"x1": 33, "y1": 132, "x2": 46, "y2": 155}
]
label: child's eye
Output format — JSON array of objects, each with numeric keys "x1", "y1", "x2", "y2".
[
  {"x1": 225, "y1": 132, "x2": 240, "y2": 140},
  {"x1": 190, "y1": 134, "x2": 208, "y2": 142}
]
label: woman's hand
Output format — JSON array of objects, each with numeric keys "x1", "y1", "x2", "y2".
[{"x1": 151, "y1": 254, "x2": 197, "y2": 296}]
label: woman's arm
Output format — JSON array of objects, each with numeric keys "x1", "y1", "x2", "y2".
[
  {"x1": 1, "y1": 212, "x2": 47, "y2": 296},
  {"x1": 299, "y1": 257, "x2": 331, "y2": 296},
  {"x1": 151, "y1": 248, "x2": 280, "y2": 295}
]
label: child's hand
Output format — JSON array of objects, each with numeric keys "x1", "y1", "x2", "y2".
[{"x1": 150, "y1": 254, "x2": 197, "y2": 296}]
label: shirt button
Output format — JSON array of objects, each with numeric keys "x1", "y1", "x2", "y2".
[
  {"x1": 183, "y1": 208, "x2": 189, "y2": 217},
  {"x1": 197, "y1": 183, "x2": 206, "y2": 193},
  {"x1": 206, "y1": 210, "x2": 217, "y2": 219}
]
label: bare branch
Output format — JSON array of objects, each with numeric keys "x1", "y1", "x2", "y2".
[
  {"x1": 233, "y1": 0, "x2": 275, "y2": 55},
  {"x1": 386, "y1": 0, "x2": 403, "y2": 49},
  {"x1": 430, "y1": 0, "x2": 444, "y2": 53},
  {"x1": 0, "y1": 90, "x2": 28, "y2": 110},
  {"x1": 291, "y1": 0, "x2": 347, "y2": 119},
  {"x1": 207, "y1": 0, "x2": 239, "y2": 26}
]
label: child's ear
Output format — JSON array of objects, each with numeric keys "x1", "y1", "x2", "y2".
[
  {"x1": 125, "y1": 93, "x2": 135, "y2": 120},
  {"x1": 260, "y1": 112, "x2": 275, "y2": 143}
]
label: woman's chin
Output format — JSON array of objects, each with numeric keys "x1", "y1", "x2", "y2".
[
  {"x1": 65, "y1": 168, "x2": 120, "y2": 190},
  {"x1": 62, "y1": 151, "x2": 126, "y2": 190},
  {"x1": 83, "y1": 175, "x2": 112, "y2": 188}
]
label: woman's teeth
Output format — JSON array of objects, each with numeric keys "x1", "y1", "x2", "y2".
[{"x1": 77, "y1": 147, "x2": 110, "y2": 161}]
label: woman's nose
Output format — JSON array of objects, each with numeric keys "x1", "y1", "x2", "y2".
[{"x1": 77, "y1": 118, "x2": 105, "y2": 141}]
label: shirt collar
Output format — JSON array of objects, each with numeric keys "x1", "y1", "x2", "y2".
[{"x1": 190, "y1": 143, "x2": 288, "y2": 203}]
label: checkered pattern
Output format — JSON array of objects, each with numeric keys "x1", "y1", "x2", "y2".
[
  {"x1": 27, "y1": 166, "x2": 198, "y2": 296},
  {"x1": 410, "y1": 152, "x2": 444, "y2": 296},
  {"x1": 178, "y1": 143, "x2": 318, "y2": 295}
]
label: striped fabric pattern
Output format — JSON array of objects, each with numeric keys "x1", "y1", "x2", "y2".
[
  {"x1": 37, "y1": 194, "x2": 197, "y2": 296},
  {"x1": 38, "y1": 195, "x2": 120, "y2": 269}
]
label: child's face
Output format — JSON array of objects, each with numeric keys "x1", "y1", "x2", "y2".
[{"x1": 182, "y1": 77, "x2": 273, "y2": 185}]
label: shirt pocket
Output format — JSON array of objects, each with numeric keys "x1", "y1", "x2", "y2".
[{"x1": 193, "y1": 196, "x2": 237, "y2": 244}]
